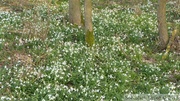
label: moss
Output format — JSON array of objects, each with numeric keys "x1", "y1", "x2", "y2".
[
  {"x1": 81, "y1": 13, "x2": 85, "y2": 27},
  {"x1": 162, "y1": 28, "x2": 178, "y2": 60},
  {"x1": 85, "y1": 30, "x2": 95, "y2": 47}
]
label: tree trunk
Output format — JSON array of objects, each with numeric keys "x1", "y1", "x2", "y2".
[
  {"x1": 69, "y1": 0, "x2": 82, "y2": 26},
  {"x1": 157, "y1": 0, "x2": 169, "y2": 49},
  {"x1": 84, "y1": 0, "x2": 95, "y2": 47}
]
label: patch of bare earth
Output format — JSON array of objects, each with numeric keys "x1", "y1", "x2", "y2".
[{"x1": 0, "y1": 6, "x2": 12, "y2": 12}]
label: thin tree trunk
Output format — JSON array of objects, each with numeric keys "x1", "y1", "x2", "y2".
[
  {"x1": 157, "y1": 0, "x2": 169, "y2": 49},
  {"x1": 69, "y1": 0, "x2": 82, "y2": 26},
  {"x1": 84, "y1": 0, "x2": 95, "y2": 47}
]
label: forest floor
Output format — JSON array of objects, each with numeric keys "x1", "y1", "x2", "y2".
[{"x1": 0, "y1": 1, "x2": 180, "y2": 101}]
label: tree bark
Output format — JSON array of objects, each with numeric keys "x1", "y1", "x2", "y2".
[
  {"x1": 69, "y1": 0, "x2": 82, "y2": 26},
  {"x1": 84, "y1": 0, "x2": 95, "y2": 47},
  {"x1": 157, "y1": 0, "x2": 169, "y2": 49}
]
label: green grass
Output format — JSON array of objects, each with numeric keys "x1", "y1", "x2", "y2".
[{"x1": 0, "y1": 1, "x2": 179, "y2": 101}]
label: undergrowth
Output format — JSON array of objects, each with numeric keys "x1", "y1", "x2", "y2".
[{"x1": 0, "y1": 1, "x2": 179, "y2": 101}]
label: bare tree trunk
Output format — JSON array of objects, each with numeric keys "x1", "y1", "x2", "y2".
[
  {"x1": 69, "y1": 0, "x2": 82, "y2": 26},
  {"x1": 157, "y1": 0, "x2": 169, "y2": 49},
  {"x1": 84, "y1": 0, "x2": 95, "y2": 47}
]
